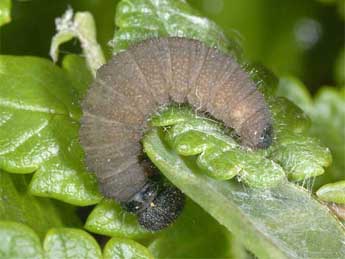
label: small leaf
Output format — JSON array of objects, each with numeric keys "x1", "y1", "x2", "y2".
[
  {"x1": 50, "y1": 9, "x2": 105, "y2": 76},
  {"x1": 85, "y1": 199, "x2": 152, "y2": 239},
  {"x1": 0, "y1": 170, "x2": 81, "y2": 238},
  {"x1": 317, "y1": 180, "x2": 345, "y2": 204},
  {"x1": 0, "y1": 221, "x2": 43, "y2": 259},
  {"x1": 103, "y1": 237, "x2": 154, "y2": 259},
  {"x1": 277, "y1": 77, "x2": 344, "y2": 184},
  {"x1": 43, "y1": 228, "x2": 102, "y2": 259},
  {"x1": 0, "y1": 0, "x2": 11, "y2": 27},
  {"x1": 311, "y1": 87, "x2": 345, "y2": 183},
  {"x1": 112, "y1": 0, "x2": 242, "y2": 59},
  {"x1": 268, "y1": 97, "x2": 331, "y2": 181},
  {"x1": 156, "y1": 100, "x2": 330, "y2": 184},
  {"x1": 0, "y1": 56, "x2": 102, "y2": 205},
  {"x1": 269, "y1": 137, "x2": 331, "y2": 181},
  {"x1": 143, "y1": 128, "x2": 345, "y2": 258}
]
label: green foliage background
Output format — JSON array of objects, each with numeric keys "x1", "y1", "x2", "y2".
[{"x1": 0, "y1": 0, "x2": 344, "y2": 258}]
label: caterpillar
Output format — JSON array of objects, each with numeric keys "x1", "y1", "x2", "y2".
[{"x1": 80, "y1": 37, "x2": 273, "y2": 231}]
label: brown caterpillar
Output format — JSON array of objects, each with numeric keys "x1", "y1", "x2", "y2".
[{"x1": 80, "y1": 37, "x2": 273, "y2": 231}]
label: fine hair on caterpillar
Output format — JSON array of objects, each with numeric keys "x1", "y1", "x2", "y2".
[{"x1": 80, "y1": 37, "x2": 273, "y2": 231}]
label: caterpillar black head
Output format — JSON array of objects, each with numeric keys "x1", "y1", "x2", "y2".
[
  {"x1": 123, "y1": 181, "x2": 184, "y2": 231},
  {"x1": 80, "y1": 37, "x2": 273, "y2": 231}
]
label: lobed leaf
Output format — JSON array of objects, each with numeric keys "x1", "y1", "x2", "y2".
[
  {"x1": 152, "y1": 105, "x2": 286, "y2": 188},
  {"x1": 277, "y1": 77, "x2": 345, "y2": 185},
  {"x1": 0, "y1": 55, "x2": 102, "y2": 205},
  {"x1": 150, "y1": 99, "x2": 331, "y2": 185},
  {"x1": 268, "y1": 98, "x2": 331, "y2": 181}
]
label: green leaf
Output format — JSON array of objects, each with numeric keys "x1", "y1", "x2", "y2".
[
  {"x1": 85, "y1": 199, "x2": 152, "y2": 239},
  {"x1": 0, "y1": 55, "x2": 102, "y2": 205},
  {"x1": 317, "y1": 180, "x2": 345, "y2": 204},
  {"x1": 150, "y1": 101, "x2": 331, "y2": 185},
  {"x1": 0, "y1": 0, "x2": 11, "y2": 27},
  {"x1": 277, "y1": 77, "x2": 344, "y2": 185},
  {"x1": 103, "y1": 237, "x2": 154, "y2": 259},
  {"x1": 143, "y1": 128, "x2": 345, "y2": 258},
  {"x1": 43, "y1": 228, "x2": 102, "y2": 259},
  {"x1": 148, "y1": 199, "x2": 235, "y2": 258},
  {"x1": 0, "y1": 170, "x2": 81, "y2": 238},
  {"x1": 62, "y1": 54, "x2": 93, "y2": 100},
  {"x1": 311, "y1": 87, "x2": 345, "y2": 183},
  {"x1": 0, "y1": 221, "x2": 43, "y2": 259},
  {"x1": 50, "y1": 9, "x2": 105, "y2": 76},
  {"x1": 112, "y1": 0, "x2": 242, "y2": 59},
  {"x1": 268, "y1": 98, "x2": 331, "y2": 181},
  {"x1": 248, "y1": 69, "x2": 330, "y2": 181}
]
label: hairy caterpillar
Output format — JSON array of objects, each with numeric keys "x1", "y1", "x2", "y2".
[{"x1": 80, "y1": 37, "x2": 273, "y2": 231}]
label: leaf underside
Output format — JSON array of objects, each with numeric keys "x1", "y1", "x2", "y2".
[{"x1": 143, "y1": 128, "x2": 345, "y2": 259}]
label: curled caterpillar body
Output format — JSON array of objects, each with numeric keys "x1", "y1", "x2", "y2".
[{"x1": 80, "y1": 37, "x2": 273, "y2": 231}]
